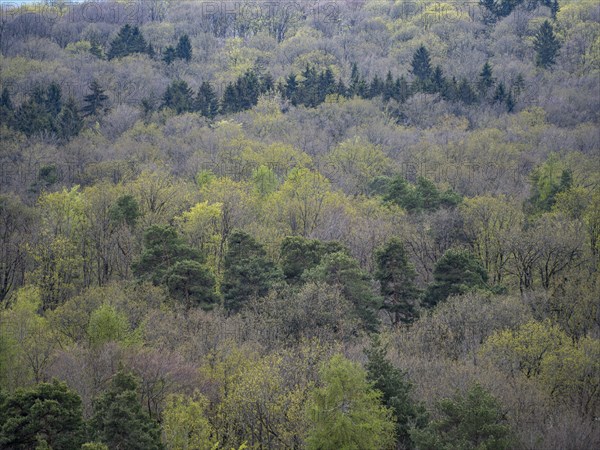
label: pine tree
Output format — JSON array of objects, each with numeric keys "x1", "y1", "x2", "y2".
[
  {"x1": 493, "y1": 81, "x2": 506, "y2": 103},
  {"x1": 0, "y1": 380, "x2": 85, "y2": 449},
  {"x1": 45, "y1": 82, "x2": 62, "y2": 116},
  {"x1": 221, "y1": 82, "x2": 239, "y2": 114},
  {"x1": 195, "y1": 81, "x2": 219, "y2": 119},
  {"x1": 534, "y1": 20, "x2": 560, "y2": 69},
  {"x1": 162, "y1": 80, "x2": 194, "y2": 114},
  {"x1": 375, "y1": 238, "x2": 421, "y2": 325},
  {"x1": 411, "y1": 45, "x2": 432, "y2": 82},
  {"x1": 175, "y1": 34, "x2": 192, "y2": 62},
  {"x1": 382, "y1": 71, "x2": 395, "y2": 102},
  {"x1": 162, "y1": 46, "x2": 176, "y2": 65},
  {"x1": 478, "y1": 61, "x2": 495, "y2": 95},
  {"x1": 89, "y1": 40, "x2": 104, "y2": 59},
  {"x1": 283, "y1": 72, "x2": 299, "y2": 105},
  {"x1": 365, "y1": 336, "x2": 428, "y2": 448},
  {"x1": 222, "y1": 230, "x2": 281, "y2": 313},
  {"x1": 423, "y1": 249, "x2": 489, "y2": 308},
  {"x1": 15, "y1": 98, "x2": 53, "y2": 136},
  {"x1": 457, "y1": 78, "x2": 477, "y2": 104},
  {"x1": 57, "y1": 96, "x2": 83, "y2": 140},
  {"x1": 90, "y1": 370, "x2": 163, "y2": 450},
  {"x1": 429, "y1": 65, "x2": 446, "y2": 94},
  {"x1": 82, "y1": 80, "x2": 109, "y2": 117},
  {"x1": 0, "y1": 87, "x2": 14, "y2": 126},
  {"x1": 368, "y1": 74, "x2": 383, "y2": 99},
  {"x1": 349, "y1": 61, "x2": 362, "y2": 97},
  {"x1": 394, "y1": 75, "x2": 411, "y2": 102},
  {"x1": 164, "y1": 260, "x2": 219, "y2": 310},
  {"x1": 107, "y1": 25, "x2": 147, "y2": 60},
  {"x1": 506, "y1": 91, "x2": 515, "y2": 112}
]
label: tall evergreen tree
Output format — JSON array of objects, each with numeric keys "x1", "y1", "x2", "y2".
[
  {"x1": 283, "y1": 72, "x2": 299, "y2": 105},
  {"x1": 457, "y1": 78, "x2": 477, "y2": 104},
  {"x1": 90, "y1": 370, "x2": 163, "y2": 450},
  {"x1": 82, "y1": 80, "x2": 109, "y2": 117},
  {"x1": 89, "y1": 40, "x2": 104, "y2": 59},
  {"x1": 478, "y1": 61, "x2": 495, "y2": 95},
  {"x1": 365, "y1": 336, "x2": 428, "y2": 448},
  {"x1": 222, "y1": 230, "x2": 281, "y2": 313},
  {"x1": 221, "y1": 82, "x2": 239, "y2": 114},
  {"x1": 175, "y1": 34, "x2": 192, "y2": 62},
  {"x1": 411, "y1": 45, "x2": 432, "y2": 82},
  {"x1": 162, "y1": 80, "x2": 194, "y2": 113},
  {"x1": 375, "y1": 238, "x2": 421, "y2": 325},
  {"x1": 107, "y1": 24, "x2": 148, "y2": 60},
  {"x1": 382, "y1": 71, "x2": 395, "y2": 102},
  {"x1": 0, "y1": 380, "x2": 85, "y2": 449},
  {"x1": 57, "y1": 97, "x2": 83, "y2": 140},
  {"x1": 195, "y1": 81, "x2": 219, "y2": 119},
  {"x1": 534, "y1": 20, "x2": 560, "y2": 69},
  {"x1": 423, "y1": 249, "x2": 489, "y2": 308},
  {"x1": 45, "y1": 82, "x2": 62, "y2": 116},
  {"x1": 429, "y1": 65, "x2": 446, "y2": 95},
  {"x1": 0, "y1": 87, "x2": 14, "y2": 126},
  {"x1": 162, "y1": 45, "x2": 176, "y2": 65}
]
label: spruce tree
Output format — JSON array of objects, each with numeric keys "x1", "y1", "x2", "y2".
[
  {"x1": 375, "y1": 238, "x2": 421, "y2": 325},
  {"x1": 195, "y1": 81, "x2": 219, "y2": 119},
  {"x1": 45, "y1": 81, "x2": 62, "y2": 116},
  {"x1": 534, "y1": 20, "x2": 560, "y2": 69},
  {"x1": 107, "y1": 25, "x2": 147, "y2": 60},
  {"x1": 457, "y1": 78, "x2": 477, "y2": 104},
  {"x1": 82, "y1": 80, "x2": 109, "y2": 117},
  {"x1": 90, "y1": 371, "x2": 163, "y2": 450},
  {"x1": 162, "y1": 46, "x2": 176, "y2": 65},
  {"x1": 222, "y1": 230, "x2": 281, "y2": 313},
  {"x1": 89, "y1": 40, "x2": 104, "y2": 59},
  {"x1": 478, "y1": 61, "x2": 495, "y2": 95},
  {"x1": 365, "y1": 336, "x2": 428, "y2": 448},
  {"x1": 162, "y1": 80, "x2": 194, "y2": 113},
  {"x1": 221, "y1": 82, "x2": 239, "y2": 114},
  {"x1": 0, "y1": 87, "x2": 14, "y2": 126},
  {"x1": 429, "y1": 65, "x2": 446, "y2": 94},
  {"x1": 57, "y1": 96, "x2": 83, "y2": 140},
  {"x1": 382, "y1": 71, "x2": 395, "y2": 102},
  {"x1": 175, "y1": 34, "x2": 192, "y2": 62},
  {"x1": 283, "y1": 72, "x2": 299, "y2": 105},
  {"x1": 411, "y1": 45, "x2": 432, "y2": 83},
  {"x1": 0, "y1": 380, "x2": 85, "y2": 449}
]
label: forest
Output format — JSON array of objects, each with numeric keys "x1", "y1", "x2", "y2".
[{"x1": 0, "y1": 0, "x2": 599, "y2": 449}]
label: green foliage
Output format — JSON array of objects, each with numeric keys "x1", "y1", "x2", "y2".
[
  {"x1": 162, "y1": 80, "x2": 194, "y2": 114},
  {"x1": 424, "y1": 249, "x2": 489, "y2": 308},
  {"x1": 0, "y1": 380, "x2": 85, "y2": 450},
  {"x1": 411, "y1": 46, "x2": 432, "y2": 82},
  {"x1": 365, "y1": 336, "x2": 428, "y2": 448},
  {"x1": 384, "y1": 175, "x2": 461, "y2": 213},
  {"x1": 222, "y1": 230, "x2": 281, "y2": 312},
  {"x1": 305, "y1": 354, "x2": 396, "y2": 450},
  {"x1": 175, "y1": 34, "x2": 192, "y2": 62},
  {"x1": 164, "y1": 260, "x2": 219, "y2": 310},
  {"x1": 410, "y1": 384, "x2": 512, "y2": 450},
  {"x1": 133, "y1": 225, "x2": 202, "y2": 285},
  {"x1": 109, "y1": 194, "x2": 140, "y2": 228},
  {"x1": 305, "y1": 251, "x2": 381, "y2": 332},
  {"x1": 90, "y1": 370, "x2": 163, "y2": 450},
  {"x1": 57, "y1": 97, "x2": 83, "y2": 140},
  {"x1": 87, "y1": 303, "x2": 130, "y2": 347},
  {"x1": 162, "y1": 393, "x2": 215, "y2": 450},
  {"x1": 375, "y1": 238, "x2": 421, "y2": 325},
  {"x1": 534, "y1": 20, "x2": 561, "y2": 69},
  {"x1": 107, "y1": 25, "x2": 148, "y2": 60},
  {"x1": 280, "y1": 236, "x2": 348, "y2": 284},
  {"x1": 195, "y1": 81, "x2": 219, "y2": 119},
  {"x1": 82, "y1": 80, "x2": 109, "y2": 117},
  {"x1": 527, "y1": 156, "x2": 572, "y2": 214}
]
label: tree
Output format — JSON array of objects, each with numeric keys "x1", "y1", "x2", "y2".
[
  {"x1": 57, "y1": 97, "x2": 83, "y2": 140},
  {"x1": 478, "y1": 62, "x2": 495, "y2": 95},
  {"x1": 423, "y1": 249, "x2": 489, "y2": 308},
  {"x1": 82, "y1": 80, "x2": 109, "y2": 117},
  {"x1": 90, "y1": 370, "x2": 163, "y2": 450},
  {"x1": 365, "y1": 336, "x2": 428, "y2": 448},
  {"x1": 195, "y1": 81, "x2": 219, "y2": 119},
  {"x1": 133, "y1": 225, "x2": 202, "y2": 285},
  {"x1": 0, "y1": 380, "x2": 85, "y2": 450},
  {"x1": 162, "y1": 393, "x2": 215, "y2": 450},
  {"x1": 534, "y1": 20, "x2": 560, "y2": 69},
  {"x1": 175, "y1": 34, "x2": 192, "y2": 62},
  {"x1": 107, "y1": 25, "x2": 148, "y2": 60},
  {"x1": 411, "y1": 46, "x2": 432, "y2": 82},
  {"x1": 280, "y1": 236, "x2": 347, "y2": 284},
  {"x1": 305, "y1": 354, "x2": 396, "y2": 450},
  {"x1": 162, "y1": 46, "x2": 176, "y2": 65},
  {"x1": 375, "y1": 238, "x2": 421, "y2": 325},
  {"x1": 305, "y1": 251, "x2": 381, "y2": 332},
  {"x1": 109, "y1": 194, "x2": 140, "y2": 229},
  {"x1": 164, "y1": 260, "x2": 219, "y2": 310},
  {"x1": 410, "y1": 384, "x2": 512, "y2": 450},
  {"x1": 162, "y1": 80, "x2": 194, "y2": 114},
  {"x1": 222, "y1": 230, "x2": 281, "y2": 313}
]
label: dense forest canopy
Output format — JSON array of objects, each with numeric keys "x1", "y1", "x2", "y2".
[{"x1": 0, "y1": 0, "x2": 599, "y2": 449}]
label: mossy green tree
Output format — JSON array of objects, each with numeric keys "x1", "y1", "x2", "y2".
[{"x1": 306, "y1": 354, "x2": 396, "y2": 450}]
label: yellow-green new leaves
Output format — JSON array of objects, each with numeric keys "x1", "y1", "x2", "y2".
[
  {"x1": 306, "y1": 354, "x2": 396, "y2": 450},
  {"x1": 480, "y1": 320, "x2": 600, "y2": 417},
  {"x1": 163, "y1": 392, "x2": 216, "y2": 450}
]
